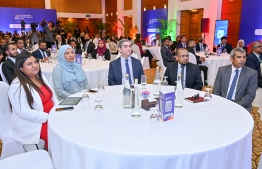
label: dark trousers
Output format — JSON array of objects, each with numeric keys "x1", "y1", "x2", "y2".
[
  {"x1": 259, "y1": 79, "x2": 262, "y2": 88},
  {"x1": 199, "y1": 65, "x2": 208, "y2": 85},
  {"x1": 141, "y1": 50, "x2": 153, "y2": 65},
  {"x1": 46, "y1": 41, "x2": 55, "y2": 49}
]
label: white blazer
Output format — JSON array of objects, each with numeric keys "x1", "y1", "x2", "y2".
[{"x1": 8, "y1": 74, "x2": 58, "y2": 144}]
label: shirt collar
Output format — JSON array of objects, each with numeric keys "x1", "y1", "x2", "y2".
[
  {"x1": 8, "y1": 56, "x2": 16, "y2": 63},
  {"x1": 121, "y1": 56, "x2": 131, "y2": 62},
  {"x1": 253, "y1": 52, "x2": 260, "y2": 58},
  {"x1": 231, "y1": 65, "x2": 242, "y2": 73}
]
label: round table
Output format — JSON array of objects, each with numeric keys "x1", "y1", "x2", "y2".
[
  {"x1": 40, "y1": 59, "x2": 110, "y2": 89},
  {"x1": 48, "y1": 85, "x2": 253, "y2": 169}
]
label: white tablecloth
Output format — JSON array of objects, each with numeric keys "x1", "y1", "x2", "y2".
[
  {"x1": 40, "y1": 59, "x2": 110, "y2": 89},
  {"x1": 48, "y1": 85, "x2": 253, "y2": 169},
  {"x1": 198, "y1": 52, "x2": 231, "y2": 85},
  {"x1": 143, "y1": 46, "x2": 162, "y2": 67}
]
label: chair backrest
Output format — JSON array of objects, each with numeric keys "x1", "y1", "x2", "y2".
[
  {"x1": 49, "y1": 76, "x2": 58, "y2": 99},
  {"x1": 131, "y1": 44, "x2": 142, "y2": 60},
  {"x1": 0, "y1": 63, "x2": 9, "y2": 84},
  {"x1": 0, "y1": 81, "x2": 11, "y2": 139},
  {"x1": 188, "y1": 52, "x2": 197, "y2": 64},
  {"x1": 131, "y1": 52, "x2": 138, "y2": 59},
  {"x1": 115, "y1": 52, "x2": 121, "y2": 60},
  {"x1": 260, "y1": 63, "x2": 262, "y2": 75}
]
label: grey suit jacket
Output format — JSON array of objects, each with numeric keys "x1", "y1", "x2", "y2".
[
  {"x1": 213, "y1": 65, "x2": 257, "y2": 112},
  {"x1": 161, "y1": 45, "x2": 175, "y2": 67}
]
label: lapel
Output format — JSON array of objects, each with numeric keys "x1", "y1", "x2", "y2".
[
  {"x1": 236, "y1": 66, "x2": 247, "y2": 94},
  {"x1": 131, "y1": 57, "x2": 137, "y2": 78},
  {"x1": 224, "y1": 65, "x2": 232, "y2": 92},
  {"x1": 173, "y1": 62, "x2": 178, "y2": 83},
  {"x1": 116, "y1": 58, "x2": 122, "y2": 83},
  {"x1": 185, "y1": 63, "x2": 191, "y2": 87}
]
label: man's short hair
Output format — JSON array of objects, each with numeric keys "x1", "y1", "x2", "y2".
[
  {"x1": 156, "y1": 33, "x2": 160, "y2": 36},
  {"x1": 56, "y1": 35, "x2": 62, "y2": 39},
  {"x1": 229, "y1": 47, "x2": 246, "y2": 58},
  {"x1": 38, "y1": 40, "x2": 46, "y2": 45},
  {"x1": 162, "y1": 38, "x2": 169, "y2": 43},
  {"x1": 176, "y1": 48, "x2": 187, "y2": 56},
  {"x1": 181, "y1": 35, "x2": 186, "y2": 39},
  {"x1": 15, "y1": 37, "x2": 23, "y2": 44},
  {"x1": 187, "y1": 39, "x2": 195, "y2": 45},
  {"x1": 4, "y1": 43, "x2": 15, "y2": 51},
  {"x1": 69, "y1": 39, "x2": 77, "y2": 44},
  {"x1": 252, "y1": 40, "x2": 262, "y2": 51},
  {"x1": 221, "y1": 36, "x2": 227, "y2": 41},
  {"x1": 118, "y1": 39, "x2": 131, "y2": 48}
]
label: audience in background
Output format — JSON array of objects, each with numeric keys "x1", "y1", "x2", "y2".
[
  {"x1": 164, "y1": 48, "x2": 203, "y2": 90},
  {"x1": 69, "y1": 39, "x2": 82, "y2": 54},
  {"x1": 92, "y1": 40, "x2": 111, "y2": 60},
  {"x1": 8, "y1": 52, "x2": 58, "y2": 148},
  {"x1": 195, "y1": 36, "x2": 207, "y2": 52},
  {"x1": 161, "y1": 38, "x2": 175, "y2": 67},
  {"x1": 52, "y1": 45, "x2": 89, "y2": 101},
  {"x1": 0, "y1": 50, "x2": 3, "y2": 81},
  {"x1": 213, "y1": 48, "x2": 257, "y2": 112},
  {"x1": 32, "y1": 40, "x2": 51, "y2": 61},
  {"x1": 55, "y1": 35, "x2": 66, "y2": 49},
  {"x1": 135, "y1": 35, "x2": 153, "y2": 66},
  {"x1": 83, "y1": 33, "x2": 95, "y2": 57},
  {"x1": 109, "y1": 35, "x2": 118, "y2": 54},
  {"x1": 217, "y1": 36, "x2": 233, "y2": 53},
  {"x1": 93, "y1": 33, "x2": 100, "y2": 48},
  {"x1": 28, "y1": 29, "x2": 41, "y2": 45},
  {"x1": 237, "y1": 39, "x2": 248, "y2": 54},
  {"x1": 176, "y1": 35, "x2": 187, "y2": 49},
  {"x1": 74, "y1": 26, "x2": 81, "y2": 39},
  {"x1": 45, "y1": 21, "x2": 55, "y2": 48},
  {"x1": 15, "y1": 37, "x2": 25, "y2": 53},
  {"x1": 151, "y1": 33, "x2": 162, "y2": 47},
  {"x1": 2, "y1": 43, "x2": 17, "y2": 84},
  {"x1": 170, "y1": 35, "x2": 181, "y2": 55},
  {"x1": 245, "y1": 41, "x2": 262, "y2": 88}
]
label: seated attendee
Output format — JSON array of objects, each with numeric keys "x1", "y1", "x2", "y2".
[
  {"x1": 69, "y1": 39, "x2": 82, "y2": 54},
  {"x1": 100, "y1": 32, "x2": 107, "y2": 41},
  {"x1": 83, "y1": 33, "x2": 95, "y2": 57},
  {"x1": 0, "y1": 39, "x2": 7, "y2": 62},
  {"x1": 217, "y1": 36, "x2": 233, "y2": 53},
  {"x1": 170, "y1": 35, "x2": 181, "y2": 55},
  {"x1": 55, "y1": 35, "x2": 66, "y2": 49},
  {"x1": 32, "y1": 40, "x2": 51, "y2": 61},
  {"x1": 8, "y1": 52, "x2": 58, "y2": 148},
  {"x1": 92, "y1": 40, "x2": 111, "y2": 60},
  {"x1": 237, "y1": 39, "x2": 248, "y2": 54},
  {"x1": 245, "y1": 40, "x2": 262, "y2": 88},
  {"x1": 164, "y1": 48, "x2": 203, "y2": 90},
  {"x1": 176, "y1": 35, "x2": 187, "y2": 49},
  {"x1": 213, "y1": 48, "x2": 257, "y2": 112},
  {"x1": 2, "y1": 43, "x2": 18, "y2": 84},
  {"x1": 166, "y1": 36, "x2": 173, "y2": 46},
  {"x1": 0, "y1": 50, "x2": 3, "y2": 81},
  {"x1": 109, "y1": 35, "x2": 118, "y2": 54},
  {"x1": 135, "y1": 36, "x2": 153, "y2": 65},
  {"x1": 52, "y1": 45, "x2": 89, "y2": 100},
  {"x1": 161, "y1": 38, "x2": 175, "y2": 67},
  {"x1": 151, "y1": 33, "x2": 162, "y2": 47},
  {"x1": 195, "y1": 36, "x2": 207, "y2": 52},
  {"x1": 15, "y1": 37, "x2": 25, "y2": 53},
  {"x1": 92, "y1": 33, "x2": 100, "y2": 48},
  {"x1": 186, "y1": 39, "x2": 208, "y2": 86},
  {"x1": 108, "y1": 39, "x2": 144, "y2": 86}
]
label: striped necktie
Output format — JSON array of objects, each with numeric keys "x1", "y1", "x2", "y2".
[{"x1": 226, "y1": 69, "x2": 239, "y2": 100}]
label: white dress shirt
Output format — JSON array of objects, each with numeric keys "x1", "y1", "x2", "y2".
[
  {"x1": 121, "y1": 56, "x2": 134, "y2": 84},
  {"x1": 177, "y1": 63, "x2": 187, "y2": 87},
  {"x1": 226, "y1": 65, "x2": 242, "y2": 100}
]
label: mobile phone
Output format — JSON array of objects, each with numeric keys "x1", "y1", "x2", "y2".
[
  {"x1": 55, "y1": 107, "x2": 74, "y2": 111},
  {"x1": 88, "y1": 89, "x2": 98, "y2": 93}
]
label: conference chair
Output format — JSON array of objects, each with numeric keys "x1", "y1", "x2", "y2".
[
  {"x1": 252, "y1": 64, "x2": 262, "y2": 120},
  {"x1": 0, "y1": 150, "x2": 54, "y2": 169},
  {"x1": 49, "y1": 76, "x2": 58, "y2": 99},
  {"x1": 0, "y1": 81, "x2": 45, "y2": 159},
  {"x1": 0, "y1": 63, "x2": 8, "y2": 84},
  {"x1": 132, "y1": 44, "x2": 150, "y2": 69},
  {"x1": 188, "y1": 52, "x2": 204, "y2": 85}
]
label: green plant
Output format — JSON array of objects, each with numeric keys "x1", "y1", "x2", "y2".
[
  {"x1": 155, "y1": 19, "x2": 180, "y2": 39},
  {"x1": 92, "y1": 21, "x2": 112, "y2": 36},
  {"x1": 62, "y1": 20, "x2": 78, "y2": 33}
]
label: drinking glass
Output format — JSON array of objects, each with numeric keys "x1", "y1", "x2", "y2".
[
  {"x1": 204, "y1": 88, "x2": 212, "y2": 107},
  {"x1": 161, "y1": 76, "x2": 168, "y2": 91},
  {"x1": 95, "y1": 81, "x2": 105, "y2": 103},
  {"x1": 102, "y1": 55, "x2": 105, "y2": 61},
  {"x1": 141, "y1": 75, "x2": 147, "y2": 90},
  {"x1": 223, "y1": 48, "x2": 227, "y2": 54},
  {"x1": 149, "y1": 109, "x2": 160, "y2": 134},
  {"x1": 94, "y1": 104, "x2": 103, "y2": 123},
  {"x1": 82, "y1": 57, "x2": 86, "y2": 65},
  {"x1": 81, "y1": 92, "x2": 90, "y2": 109},
  {"x1": 88, "y1": 53, "x2": 92, "y2": 61}
]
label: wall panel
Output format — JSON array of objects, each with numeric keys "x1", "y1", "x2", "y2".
[{"x1": 0, "y1": 0, "x2": 45, "y2": 8}]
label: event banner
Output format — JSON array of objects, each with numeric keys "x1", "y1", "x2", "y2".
[
  {"x1": 0, "y1": 7, "x2": 57, "y2": 33},
  {"x1": 239, "y1": 0, "x2": 262, "y2": 48},
  {"x1": 142, "y1": 8, "x2": 168, "y2": 43}
]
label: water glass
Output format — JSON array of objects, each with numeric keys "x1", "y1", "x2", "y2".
[
  {"x1": 82, "y1": 57, "x2": 86, "y2": 65},
  {"x1": 94, "y1": 104, "x2": 103, "y2": 123},
  {"x1": 204, "y1": 88, "x2": 212, "y2": 107},
  {"x1": 161, "y1": 76, "x2": 168, "y2": 91},
  {"x1": 95, "y1": 81, "x2": 105, "y2": 102},
  {"x1": 102, "y1": 55, "x2": 105, "y2": 61},
  {"x1": 88, "y1": 53, "x2": 92, "y2": 61},
  {"x1": 81, "y1": 92, "x2": 90, "y2": 109},
  {"x1": 149, "y1": 112, "x2": 159, "y2": 134},
  {"x1": 141, "y1": 75, "x2": 147, "y2": 90}
]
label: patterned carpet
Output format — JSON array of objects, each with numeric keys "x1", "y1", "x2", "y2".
[{"x1": 0, "y1": 68, "x2": 261, "y2": 168}]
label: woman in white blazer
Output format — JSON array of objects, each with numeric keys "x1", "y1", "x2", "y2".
[{"x1": 8, "y1": 51, "x2": 58, "y2": 149}]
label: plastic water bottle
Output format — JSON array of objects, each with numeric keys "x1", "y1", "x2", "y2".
[
  {"x1": 122, "y1": 74, "x2": 131, "y2": 109},
  {"x1": 175, "y1": 74, "x2": 184, "y2": 108},
  {"x1": 131, "y1": 79, "x2": 141, "y2": 118},
  {"x1": 153, "y1": 67, "x2": 161, "y2": 97}
]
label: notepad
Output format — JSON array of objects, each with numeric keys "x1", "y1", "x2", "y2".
[{"x1": 59, "y1": 97, "x2": 82, "y2": 105}]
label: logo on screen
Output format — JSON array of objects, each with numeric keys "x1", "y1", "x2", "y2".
[{"x1": 15, "y1": 15, "x2": 19, "y2": 20}]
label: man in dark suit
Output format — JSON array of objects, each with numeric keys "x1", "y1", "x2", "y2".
[
  {"x1": 164, "y1": 48, "x2": 203, "y2": 90},
  {"x1": 15, "y1": 37, "x2": 25, "y2": 54},
  {"x1": 186, "y1": 39, "x2": 208, "y2": 86},
  {"x1": 216, "y1": 36, "x2": 233, "y2": 54},
  {"x1": 108, "y1": 39, "x2": 144, "y2": 86},
  {"x1": 170, "y1": 35, "x2": 181, "y2": 55},
  {"x1": 2, "y1": 43, "x2": 18, "y2": 84},
  {"x1": 245, "y1": 40, "x2": 262, "y2": 88},
  {"x1": 195, "y1": 36, "x2": 207, "y2": 52},
  {"x1": 213, "y1": 48, "x2": 257, "y2": 112},
  {"x1": 176, "y1": 35, "x2": 187, "y2": 49},
  {"x1": 82, "y1": 33, "x2": 95, "y2": 57},
  {"x1": 55, "y1": 35, "x2": 66, "y2": 49},
  {"x1": 0, "y1": 38, "x2": 7, "y2": 62},
  {"x1": 32, "y1": 40, "x2": 51, "y2": 61},
  {"x1": 161, "y1": 38, "x2": 175, "y2": 67},
  {"x1": 151, "y1": 33, "x2": 162, "y2": 47}
]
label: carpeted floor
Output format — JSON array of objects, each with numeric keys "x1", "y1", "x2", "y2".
[{"x1": 0, "y1": 68, "x2": 261, "y2": 168}]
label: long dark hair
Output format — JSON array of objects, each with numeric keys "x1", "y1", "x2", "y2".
[{"x1": 14, "y1": 52, "x2": 52, "y2": 109}]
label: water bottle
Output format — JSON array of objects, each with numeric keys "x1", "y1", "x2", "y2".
[
  {"x1": 175, "y1": 74, "x2": 184, "y2": 108},
  {"x1": 153, "y1": 67, "x2": 161, "y2": 97},
  {"x1": 131, "y1": 79, "x2": 141, "y2": 118},
  {"x1": 122, "y1": 74, "x2": 131, "y2": 109}
]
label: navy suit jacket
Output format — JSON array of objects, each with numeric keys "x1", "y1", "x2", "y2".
[
  {"x1": 164, "y1": 62, "x2": 203, "y2": 90},
  {"x1": 176, "y1": 43, "x2": 187, "y2": 49},
  {"x1": 108, "y1": 57, "x2": 144, "y2": 86},
  {"x1": 83, "y1": 41, "x2": 95, "y2": 54},
  {"x1": 2, "y1": 58, "x2": 15, "y2": 84},
  {"x1": 217, "y1": 43, "x2": 233, "y2": 54},
  {"x1": 195, "y1": 43, "x2": 207, "y2": 51},
  {"x1": 245, "y1": 52, "x2": 262, "y2": 80},
  {"x1": 32, "y1": 49, "x2": 51, "y2": 60}
]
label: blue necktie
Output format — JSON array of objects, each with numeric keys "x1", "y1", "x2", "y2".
[
  {"x1": 125, "y1": 59, "x2": 132, "y2": 84},
  {"x1": 227, "y1": 69, "x2": 239, "y2": 100}
]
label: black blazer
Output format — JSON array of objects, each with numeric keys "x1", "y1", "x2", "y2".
[
  {"x1": 164, "y1": 62, "x2": 203, "y2": 90},
  {"x1": 217, "y1": 43, "x2": 233, "y2": 54},
  {"x1": 2, "y1": 58, "x2": 15, "y2": 84},
  {"x1": 176, "y1": 43, "x2": 187, "y2": 49},
  {"x1": 32, "y1": 49, "x2": 51, "y2": 60},
  {"x1": 161, "y1": 46, "x2": 175, "y2": 67},
  {"x1": 186, "y1": 46, "x2": 202, "y2": 65},
  {"x1": 108, "y1": 57, "x2": 144, "y2": 86},
  {"x1": 83, "y1": 41, "x2": 95, "y2": 54},
  {"x1": 245, "y1": 52, "x2": 262, "y2": 80},
  {"x1": 55, "y1": 41, "x2": 66, "y2": 49},
  {"x1": 92, "y1": 49, "x2": 111, "y2": 61},
  {"x1": 195, "y1": 43, "x2": 207, "y2": 52}
]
